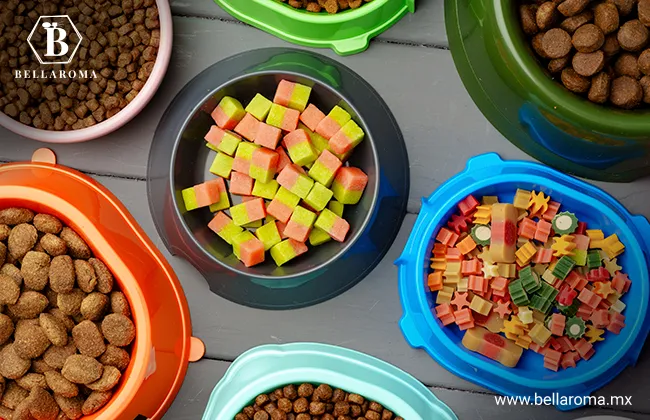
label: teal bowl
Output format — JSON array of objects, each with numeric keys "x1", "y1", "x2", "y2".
[{"x1": 202, "y1": 343, "x2": 457, "y2": 419}]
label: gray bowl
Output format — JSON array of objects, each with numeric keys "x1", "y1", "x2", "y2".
[{"x1": 147, "y1": 48, "x2": 409, "y2": 309}]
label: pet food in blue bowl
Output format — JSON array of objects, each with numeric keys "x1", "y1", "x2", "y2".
[{"x1": 396, "y1": 153, "x2": 650, "y2": 410}]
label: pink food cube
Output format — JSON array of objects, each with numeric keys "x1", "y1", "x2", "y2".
[
  {"x1": 239, "y1": 237, "x2": 265, "y2": 267},
  {"x1": 229, "y1": 172, "x2": 254, "y2": 196},
  {"x1": 284, "y1": 221, "x2": 311, "y2": 243},
  {"x1": 280, "y1": 108, "x2": 300, "y2": 132},
  {"x1": 207, "y1": 211, "x2": 231, "y2": 233},
  {"x1": 194, "y1": 179, "x2": 222, "y2": 207},
  {"x1": 274, "y1": 80, "x2": 294, "y2": 107},
  {"x1": 255, "y1": 122, "x2": 282, "y2": 149},
  {"x1": 276, "y1": 146, "x2": 291, "y2": 173},
  {"x1": 244, "y1": 198, "x2": 267, "y2": 222},
  {"x1": 204, "y1": 126, "x2": 240, "y2": 149},
  {"x1": 300, "y1": 104, "x2": 326, "y2": 131},
  {"x1": 234, "y1": 113, "x2": 260, "y2": 141}
]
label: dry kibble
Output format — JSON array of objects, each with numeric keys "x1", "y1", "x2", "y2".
[
  {"x1": 40, "y1": 234, "x2": 68, "y2": 257},
  {"x1": 611, "y1": 76, "x2": 643, "y2": 108},
  {"x1": 0, "y1": 273, "x2": 20, "y2": 305},
  {"x1": 8, "y1": 223, "x2": 38, "y2": 260},
  {"x1": 99, "y1": 345, "x2": 131, "y2": 371},
  {"x1": 29, "y1": 387, "x2": 61, "y2": 420},
  {"x1": 88, "y1": 258, "x2": 114, "y2": 294},
  {"x1": 0, "y1": 224, "x2": 11, "y2": 241},
  {"x1": 0, "y1": 208, "x2": 34, "y2": 225},
  {"x1": 558, "y1": 0, "x2": 590, "y2": 17},
  {"x1": 572, "y1": 24, "x2": 605, "y2": 52},
  {"x1": 39, "y1": 313, "x2": 68, "y2": 347},
  {"x1": 49, "y1": 255, "x2": 75, "y2": 294},
  {"x1": 72, "y1": 320, "x2": 106, "y2": 357},
  {"x1": 594, "y1": 3, "x2": 620, "y2": 35},
  {"x1": 298, "y1": 384, "x2": 314, "y2": 398},
  {"x1": 45, "y1": 371, "x2": 79, "y2": 398},
  {"x1": 532, "y1": 32, "x2": 549, "y2": 58},
  {"x1": 54, "y1": 395, "x2": 84, "y2": 420},
  {"x1": 572, "y1": 50, "x2": 605, "y2": 76},
  {"x1": 81, "y1": 292, "x2": 110, "y2": 321},
  {"x1": 14, "y1": 321, "x2": 51, "y2": 359},
  {"x1": 562, "y1": 66, "x2": 592, "y2": 92},
  {"x1": 75, "y1": 259, "x2": 97, "y2": 293},
  {"x1": 603, "y1": 33, "x2": 621, "y2": 57},
  {"x1": 57, "y1": 289, "x2": 86, "y2": 317},
  {"x1": 560, "y1": 10, "x2": 593, "y2": 33},
  {"x1": 521, "y1": 4, "x2": 540, "y2": 35},
  {"x1": 2, "y1": 381, "x2": 30, "y2": 409},
  {"x1": 8, "y1": 291, "x2": 49, "y2": 320},
  {"x1": 49, "y1": 308, "x2": 75, "y2": 332},
  {"x1": 101, "y1": 313, "x2": 135, "y2": 347},
  {"x1": 609, "y1": 0, "x2": 636, "y2": 16},
  {"x1": 640, "y1": 0, "x2": 650, "y2": 26},
  {"x1": 614, "y1": 53, "x2": 642, "y2": 78},
  {"x1": 314, "y1": 384, "x2": 333, "y2": 402},
  {"x1": 536, "y1": 2, "x2": 558, "y2": 30},
  {"x1": 43, "y1": 342, "x2": 77, "y2": 370},
  {"x1": 33, "y1": 214, "x2": 63, "y2": 235},
  {"x1": 0, "y1": 313, "x2": 14, "y2": 345},
  {"x1": 62, "y1": 355, "x2": 103, "y2": 384},
  {"x1": 60, "y1": 228, "x2": 91, "y2": 260},
  {"x1": 640, "y1": 75, "x2": 650, "y2": 102},
  {"x1": 0, "y1": 344, "x2": 32, "y2": 379},
  {"x1": 543, "y1": 28, "x2": 573, "y2": 58},
  {"x1": 87, "y1": 366, "x2": 121, "y2": 392},
  {"x1": 618, "y1": 20, "x2": 649, "y2": 52},
  {"x1": 638, "y1": 49, "x2": 650, "y2": 74},
  {"x1": 21, "y1": 251, "x2": 51, "y2": 291},
  {"x1": 16, "y1": 373, "x2": 48, "y2": 391}
]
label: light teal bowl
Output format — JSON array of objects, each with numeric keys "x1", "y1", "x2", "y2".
[{"x1": 202, "y1": 343, "x2": 457, "y2": 419}]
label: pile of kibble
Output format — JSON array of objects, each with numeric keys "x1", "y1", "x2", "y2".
[
  {"x1": 0, "y1": 0, "x2": 160, "y2": 130},
  {"x1": 234, "y1": 383, "x2": 403, "y2": 420},
  {"x1": 519, "y1": 0, "x2": 650, "y2": 109},
  {"x1": 278, "y1": 0, "x2": 372, "y2": 14},
  {"x1": 0, "y1": 208, "x2": 135, "y2": 420}
]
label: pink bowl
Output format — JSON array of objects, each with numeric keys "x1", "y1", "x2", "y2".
[{"x1": 0, "y1": 0, "x2": 173, "y2": 144}]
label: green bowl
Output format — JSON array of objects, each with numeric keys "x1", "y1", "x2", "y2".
[
  {"x1": 215, "y1": 0, "x2": 415, "y2": 55},
  {"x1": 446, "y1": 0, "x2": 650, "y2": 182}
]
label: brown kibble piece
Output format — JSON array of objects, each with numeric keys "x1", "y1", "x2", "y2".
[
  {"x1": 48, "y1": 309, "x2": 75, "y2": 333},
  {"x1": 561, "y1": 67, "x2": 592, "y2": 92},
  {"x1": 101, "y1": 313, "x2": 135, "y2": 347},
  {"x1": 521, "y1": 4, "x2": 540, "y2": 35},
  {"x1": 611, "y1": 76, "x2": 643, "y2": 108},
  {"x1": 313, "y1": 384, "x2": 333, "y2": 401},
  {"x1": 0, "y1": 242, "x2": 5, "y2": 267},
  {"x1": 640, "y1": 0, "x2": 650, "y2": 26},
  {"x1": 54, "y1": 395, "x2": 84, "y2": 420},
  {"x1": 81, "y1": 292, "x2": 109, "y2": 321},
  {"x1": 2, "y1": 381, "x2": 30, "y2": 409},
  {"x1": 573, "y1": 50, "x2": 605, "y2": 76},
  {"x1": 72, "y1": 320, "x2": 106, "y2": 358},
  {"x1": 59, "y1": 228, "x2": 91, "y2": 260},
  {"x1": 348, "y1": 394, "x2": 365, "y2": 405},
  {"x1": 572, "y1": 24, "x2": 605, "y2": 52},
  {"x1": 16, "y1": 373, "x2": 48, "y2": 391},
  {"x1": 87, "y1": 366, "x2": 121, "y2": 392},
  {"x1": 8, "y1": 291, "x2": 48, "y2": 320},
  {"x1": 1, "y1": 263, "x2": 22, "y2": 286},
  {"x1": 614, "y1": 53, "x2": 642, "y2": 78},
  {"x1": 0, "y1": 274, "x2": 20, "y2": 305},
  {"x1": 283, "y1": 384, "x2": 298, "y2": 400},
  {"x1": 99, "y1": 345, "x2": 131, "y2": 371},
  {"x1": 49, "y1": 255, "x2": 75, "y2": 294},
  {"x1": 62, "y1": 355, "x2": 103, "y2": 384},
  {"x1": 43, "y1": 342, "x2": 77, "y2": 370},
  {"x1": 298, "y1": 383, "x2": 314, "y2": 398},
  {"x1": 28, "y1": 387, "x2": 60, "y2": 420},
  {"x1": 543, "y1": 28, "x2": 573, "y2": 58},
  {"x1": 88, "y1": 258, "x2": 113, "y2": 294},
  {"x1": 40, "y1": 234, "x2": 68, "y2": 257},
  {"x1": 560, "y1": 10, "x2": 593, "y2": 33},
  {"x1": 33, "y1": 214, "x2": 63, "y2": 235},
  {"x1": 0, "y1": 224, "x2": 10, "y2": 241},
  {"x1": 39, "y1": 313, "x2": 68, "y2": 347},
  {"x1": 309, "y1": 401, "x2": 325, "y2": 415},
  {"x1": 609, "y1": 0, "x2": 636, "y2": 16},
  {"x1": 21, "y1": 251, "x2": 51, "y2": 291},
  {"x1": 0, "y1": 344, "x2": 31, "y2": 379},
  {"x1": 532, "y1": 32, "x2": 549, "y2": 58},
  {"x1": 14, "y1": 321, "x2": 51, "y2": 359},
  {"x1": 618, "y1": 20, "x2": 649, "y2": 52},
  {"x1": 0, "y1": 313, "x2": 14, "y2": 345},
  {"x1": 109, "y1": 291, "x2": 131, "y2": 317},
  {"x1": 549, "y1": 55, "x2": 571, "y2": 73},
  {"x1": 638, "y1": 49, "x2": 650, "y2": 74},
  {"x1": 254, "y1": 412, "x2": 269, "y2": 420},
  {"x1": 558, "y1": 0, "x2": 590, "y2": 16},
  {"x1": 45, "y1": 371, "x2": 79, "y2": 398},
  {"x1": 277, "y1": 397, "x2": 293, "y2": 413},
  {"x1": 57, "y1": 289, "x2": 86, "y2": 317},
  {"x1": 537, "y1": 2, "x2": 558, "y2": 30},
  {"x1": 8, "y1": 223, "x2": 38, "y2": 260},
  {"x1": 640, "y1": 75, "x2": 650, "y2": 102},
  {"x1": 74, "y1": 260, "x2": 97, "y2": 293},
  {"x1": 594, "y1": 4, "x2": 619, "y2": 36},
  {"x1": 603, "y1": 34, "x2": 621, "y2": 57},
  {"x1": 0, "y1": 208, "x2": 34, "y2": 225},
  {"x1": 82, "y1": 391, "x2": 112, "y2": 415}
]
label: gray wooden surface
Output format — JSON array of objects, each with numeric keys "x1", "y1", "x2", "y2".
[{"x1": 1, "y1": 1, "x2": 650, "y2": 419}]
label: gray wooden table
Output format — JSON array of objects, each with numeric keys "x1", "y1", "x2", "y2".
[{"x1": 2, "y1": 1, "x2": 650, "y2": 419}]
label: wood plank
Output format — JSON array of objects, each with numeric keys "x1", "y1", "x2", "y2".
[
  {"x1": 168, "y1": 0, "x2": 448, "y2": 48},
  {"x1": 86, "y1": 175, "x2": 650, "y2": 412},
  {"x1": 167, "y1": 358, "x2": 650, "y2": 419}
]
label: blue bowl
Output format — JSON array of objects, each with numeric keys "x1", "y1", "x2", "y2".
[
  {"x1": 202, "y1": 343, "x2": 457, "y2": 419},
  {"x1": 395, "y1": 153, "x2": 650, "y2": 410}
]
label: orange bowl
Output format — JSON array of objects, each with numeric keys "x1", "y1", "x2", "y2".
[{"x1": 0, "y1": 150, "x2": 204, "y2": 419}]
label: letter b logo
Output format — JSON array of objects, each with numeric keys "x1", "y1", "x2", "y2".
[{"x1": 43, "y1": 22, "x2": 68, "y2": 57}]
